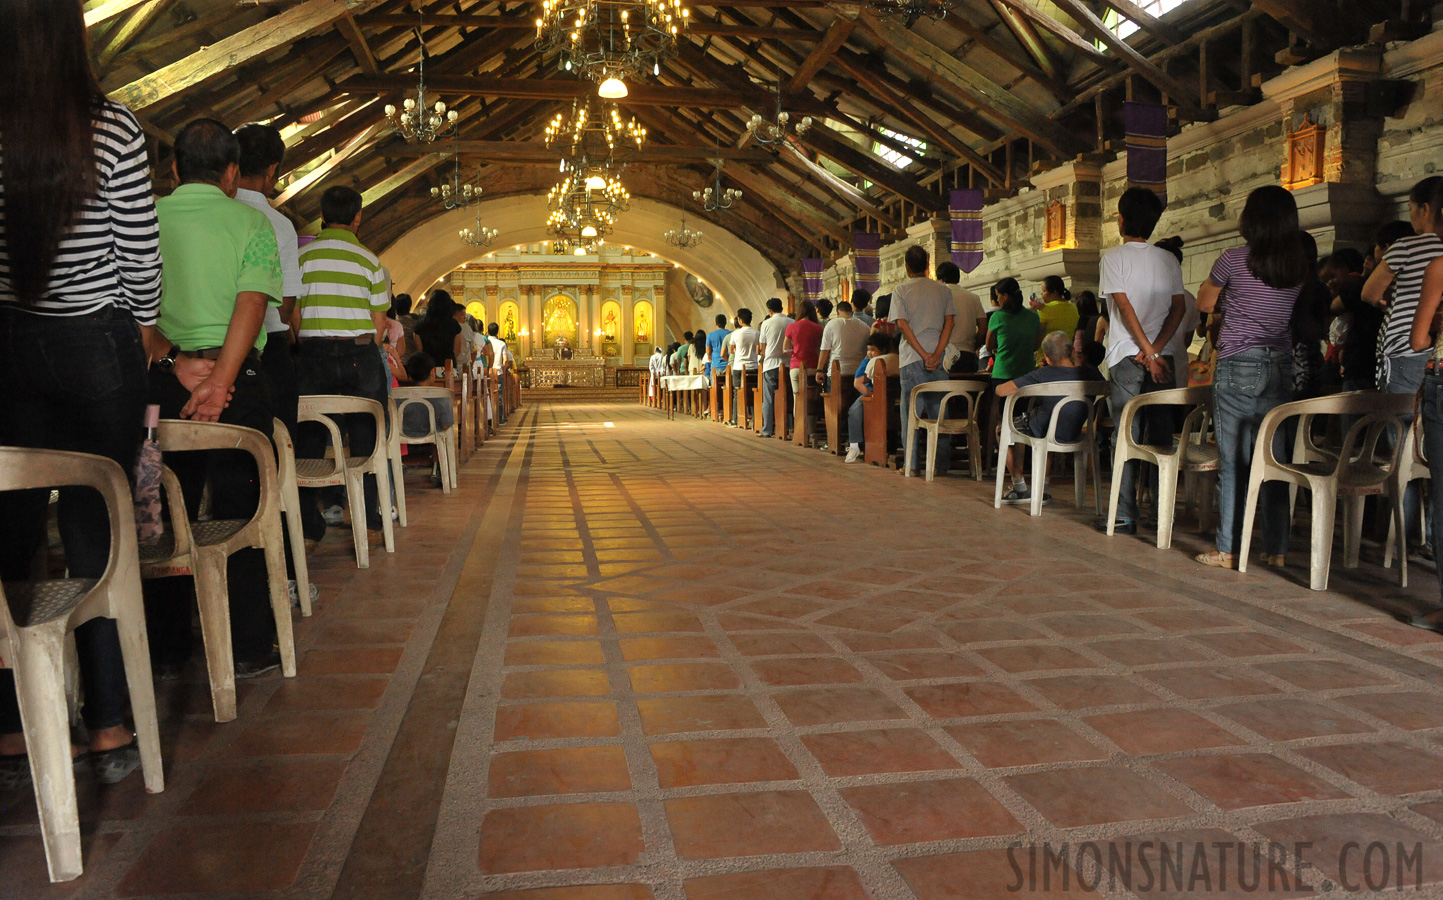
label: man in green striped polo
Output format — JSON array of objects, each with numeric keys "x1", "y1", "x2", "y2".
[{"x1": 295, "y1": 185, "x2": 390, "y2": 542}]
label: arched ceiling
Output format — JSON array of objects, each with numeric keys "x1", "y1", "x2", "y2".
[
  {"x1": 88, "y1": 0, "x2": 1392, "y2": 272},
  {"x1": 382, "y1": 195, "x2": 778, "y2": 314}
]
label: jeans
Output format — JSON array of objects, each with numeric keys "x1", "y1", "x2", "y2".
[
  {"x1": 848, "y1": 395, "x2": 865, "y2": 447},
  {"x1": 1387, "y1": 352, "x2": 1430, "y2": 547},
  {"x1": 144, "y1": 363, "x2": 279, "y2": 666},
  {"x1": 297, "y1": 339, "x2": 387, "y2": 536},
  {"x1": 761, "y1": 367, "x2": 781, "y2": 436},
  {"x1": 1422, "y1": 372, "x2": 1443, "y2": 604},
  {"x1": 262, "y1": 330, "x2": 302, "y2": 575},
  {"x1": 0, "y1": 305, "x2": 147, "y2": 733},
  {"x1": 1108, "y1": 357, "x2": 1172, "y2": 521},
  {"x1": 1214, "y1": 347, "x2": 1293, "y2": 556},
  {"x1": 900, "y1": 360, "x2": 951, "y2": 473}
]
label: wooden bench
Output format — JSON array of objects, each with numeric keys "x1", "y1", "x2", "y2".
[
  {"x1": 822, "y1": 358, "x2": 859, "y2": 456},
  {"x1": 862, "y1": 359, "x2": 902, "y2": 469},
  {"x1": 794, "y1": 369, "x2": 822, "y2": 448}
]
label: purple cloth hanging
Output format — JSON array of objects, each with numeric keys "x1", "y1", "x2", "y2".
[
  {"x1": 1125, "y1": 101, "x2": 1169, "y2": 205},
  {"x1": 802, "y1": 259, "x2": 825, "y2": 303},
  {"x1": 854, "y1": 233, "x2": 880, "y2": 295},
  {"x1": 949, "y1": 189, "x2": 984, "y2": 274}
]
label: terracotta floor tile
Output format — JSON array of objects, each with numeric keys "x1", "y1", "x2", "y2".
[
  {"x1": 505, "y1": 640, "x2": 607, "y2": 665},
  {"x1": 946, "y1": 719, "x2": 1109, "y2": 767},
  {"x1": 664, "y1": 790, "x2": 840, "y2": 859},
  {"x1": 730, "y1": 632, "x2": 835, "y2": 656},
  {"x1": 617, "y1": 636, "x2": 720, "y2": 661},
  {"x1": 300, "y1": 646, "x2": 404, "y2": 675},
  {"x1": 482, "y1": 886, "x2": 655, "y2": 900},
  {"x1": 1087, "y1": 590, "x2": 1180, "y2": 611},
  {"x1": 178, "y1": 757, "x2": 348, "y2": 814},
  {"x1": 1024, "y1": 674, "x2": 1161, "y2": 709},
  {"x1": 265, "y1": 676, "x2": 389, "y2": 712},
  {"x1": 1215, "y1": 698, "x2": 1374, "y2": 740},
  {"x1": 772, "y1": 687, "x2": 910, "y2": 726},
  {"x1": 1084, "y1": 708, "x2": 1247, "y2": 755},
  {"x1": 502, "y1": 669, "x2": 612, "y2": 699},
  {"x1": 813, "y1": 607, "x2": 921, "y2": 633},
  {"x1": 938, "y1": 620, "x2": 1046, "y2": 644},
  {"x1": 1006, "y1": 766, "x2": 1193, "y2": 827},
  {"x1": 877, "y1": 590, "x2": 965, "y2": 614},
  {"x1": 974, "y1": 644, "x2": 1097, "y2": 673},
  {"x1": 479, "y1": 802, "x2": 645, "y2": 873},
  {"x1": 489, "y1": 746, "x2": 632, "y2": 797},
  {"x1": 510, "y1": 614, "x2": 601, "y2": 638},
  {"x1": 628, "y1": 662, "x2": 740, "y2": 693},
  {"x1": 650, "y1": 736, "x2": 799, "y2": 787},
  {"x1": 314, "y1": 618, "x2": 416, "y2": 645},
  {"x1": 749, "y1": 656, "x2": 864, "y2": 686},
  {"x1": 117, "y1": 822, "x2": 316, "y2": 895},
  {"x1": 734, "y1": 597, "x2": 831, "y2": 620},
  {"x1": 894, "y1": 848, "x2": 1093, "y2": 900},
  {"x1": 786, "y1": 579, "x2": 871, "y2": 601},
  {"x1": 1157, "y1": 753, "x2": 1353, "y2": 810},
  {"x1": 904, "y1": 682, "x2": 1038, "y2": 718},
  {"x1": 1348, "y1": 620, "x2": 1443, "y2": 645},
  {"x1": 511, "y1": 596, "x2": 597, "y2": 615},
  {"x1": 636, "y1": 694, "x2": 769, "y2": 734},
  {"x1": 612, "y1": 611, "x2": 706, "y2": 633},
  {"x1": 1297, "y1": 741, "x2": 1443, "y2": 794},
  {"x1": 1138, "y1": 666, "x2": 1283, "y2": 700},
  {"x1": 1086, "y1": 638, "x2": 1208, "y2": 666},
  {"x1": 841, "y1": 777, "x2": 1021, "y2": 844},
  {"x1": 1253, "y1": 659, "x2": 1395, "y2": 690},
  {"x1": 227, "y1": 711, "x2": 370, "y2": 756},
  {"x1": 838, "y1": 631, "x2": 942, "y2": 652},
  {"x1": 801, "y1": 727, "x2": 961, "y2": 776},
  {"x1": 865, "y1": 650, "x2": 985, "y2": 681},
  {"x1": 1335, "y1": 691, "x2": 1443, "y2": 729},
  {"x1": 684, "y1": 866, "x2": 868, "y2": 900},
  {"x1": 0, "y1": 833, "x2": 122, "y2": 900},
  {"x1": 1038, "y1": 614, "x2": 1147, "y2": 638},
  {"x1": 495, "y1": 701, "x2": 622, "y2": 741},
  {"x1": 1186, "y1": 631, "x2": 1308, "y2": 658},
  {"x1": 1132, "y1": 609, "x2": 1241, "y2": 632},
  {"x1": 1254, "y1": 812, "x2": 1443, "y2": 885}
]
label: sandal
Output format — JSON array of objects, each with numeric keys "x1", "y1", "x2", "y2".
[
  {"x1": 1195, "y1": 550, "x2": 1237, "y2": 569},
  {"x1": 91, "y1": 738, "x2": 141, "y2": 785}
]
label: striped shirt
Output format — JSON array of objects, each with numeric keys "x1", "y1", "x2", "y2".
[
  {"x1": 1211, "y1": 246, "x2": 1301, "y2": 360},
  {"x1": 297, "y1": 227, "x2": 387, "y2": 338},
  {"x1": 0, "y1": 100, "x2": 161, "y2": 323},
  {"x1": 1380, "y1": 233, "x2": 1443, "y2": 359}
]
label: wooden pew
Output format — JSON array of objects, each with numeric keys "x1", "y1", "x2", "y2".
[
  {"x1": 722, "y1": 368, "x2": 733, "y2": 425},
  {"x1": 794, "y1": 369, "x2": 821, "y2": 448},
  {"x1": 774, "y1": 369, "x2": 793, "y2": 440},
  {"x1": 737, "y1": 370, "x2": 757, "y2": 430},
  {"x1": 487, "y1": 369, "x2": 501, "y2": 435},
  {"x1": 862, "y1": 358, "x2": 902, "y2": 469},
  {"x1": 822, "y1": 359, "x2": 858, "y2": 456},
  {"x1": 752, "y1": 372, "x2": 766, "y2": 434},
  {"x1": 708, "y1": 370, "x2": 722, "y2": 422}
]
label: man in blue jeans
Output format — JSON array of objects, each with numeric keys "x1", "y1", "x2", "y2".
[
  {"x1": 756, "y1": 297, "x2": 793, "y2": 437},
  {"x1": 890, "y1": 246, "x2": 955, "y2": 474}
]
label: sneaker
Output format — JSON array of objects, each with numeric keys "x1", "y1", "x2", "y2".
[
  {"x1": 1041, "y1": 492, "x2": 1054, "y2": 504},
  {"x1": 235, "y1": 651, "x2": 282, "y2": 680},
  {"x1": 1093, "y1": 516, "x2": 1136, "y2": 535},
  {"x1": 1001, "y1": 487, "x2": 1031, "y2": 505},
  {"x1": 844, "y1": 445, "x2": 862, "y2": 463},
  {"x1": 287, "y1": 580, "x2": 319, "y2": 608},
  {"x1": 321, "y1": 505, "x2": 345, "y2": 527}
]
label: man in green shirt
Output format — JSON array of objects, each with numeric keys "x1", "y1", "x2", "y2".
[{"x1": 147, "y1": 118, "x2": 284, "y2": 679}]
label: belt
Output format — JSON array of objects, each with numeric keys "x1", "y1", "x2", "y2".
[
  {"x1": 305, "y1": 335, "x2": 374, "y2": 345},
  {"x1": 183, "y1": 347, "x2": 259, "y2": 362}
]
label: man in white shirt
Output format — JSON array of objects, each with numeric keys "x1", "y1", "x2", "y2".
[
  {"x1": 722, "y1": 307, "x2": 759, "y2": 425},
  {"x1": 890, "y1": 246, "x2": 955, "y2": 475},
  {"x1": 816, "y1": 299, "x2": 870, "y2": 392},
  {"x1": 486, "y1": 321, "x2": 510, "y2": 424},
  {"x1": 936, "y1": 261, "x2": 986, "y2": 374},
  {"x1": 1096, "y1": 187, "x2": 1187, "y2": 534},
  {"x1": 755, "y1": 297, "x2": 794, "y2": 437}
]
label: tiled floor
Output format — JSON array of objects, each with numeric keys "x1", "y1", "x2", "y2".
[{"x1": 8, "y1": 400, "x2": 1443, "y2": 899}]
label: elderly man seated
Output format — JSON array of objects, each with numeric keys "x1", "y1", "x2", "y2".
[{"x1": 996, "y1": 330, "x2": 1101, "y2": 505}]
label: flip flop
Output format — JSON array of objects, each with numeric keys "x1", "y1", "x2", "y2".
[{"x1": 1195, "y1": 551, "x2": 1237, "y2": 569}]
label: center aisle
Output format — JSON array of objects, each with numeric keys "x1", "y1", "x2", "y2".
[{"x1": 411, "y1": 402, "x2": 1443, "y2": 900}]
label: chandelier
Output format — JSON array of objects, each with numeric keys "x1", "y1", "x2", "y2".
[
  {"x1": 866, "y1": 0, "x2": 954, "y2": 26},
  {"x1": 693, "y1": 158, "x2": 741, "y2": 212},
  {"x1": 431, "y1": 149, "x2": 480, "y2": 210},
  {"x1": 383, "y1": 13, "x2": 458, "y2": 142},
  {"x1": 663, "y1": 207, "x2": 702, "y2": 249},
  {"x1": 552, "y1": 236, "x2": 604, "y2": 256},
  {"x1": 547, "y1": 167, "x2": 630, "y2": 245},
  {"x1": 746, "y1": 83, "x2": 813, "y2": 146},
  {"x1": 535, "y1": 0, "x2": 690, "y2": 98},
  {"x1": 459, "y1": 209, "x2": 499, "y2": 247},
  {"x1": 544, "y1": 99, "x2": 646, "y2": 158}
]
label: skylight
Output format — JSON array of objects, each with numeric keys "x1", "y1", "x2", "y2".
[
  {"x1": 1104, "y1": 0, "x2": 1192, "y2": 40},
  {"x1": 873, "y1": 128, "x2": 927, "y2": 170}
]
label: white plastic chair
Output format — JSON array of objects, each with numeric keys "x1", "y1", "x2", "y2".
[
  {"x1": 1105, "y1": 385, "x2": 1213, "y2": 549},
  {"x1": 296, "y1": 396, "x2": 395, "y2": 569},
  {"x1": 139, "y1": 421, "x2": 298, "y2": 722},
  {"x1": 0, "y1": 448, "x2": 164, "y2": 882},
  {"x1": 994, "y1": 380, "x2": 1110, "y2": 517},
  {"x1": 392, "y1": 387, "x2": 459, "y2": 492},
  {"x1": 270, "y1": 419, "x2": 312, "y2": 617},
  {"x1": 1180, "y1": 403, "x2": 1220, "y2": 533},
  {"x1": 383, "y1": 398, "x2": 409, "y2": 528},
  {"x1": 1238, "y1": 392, "x2": 1412, "y2": 591},
  {"x1": 1384, "y1": 414, "x2": 1429, "y2": 585},
  {"x1": 904, "y1": 378, "x2": 990, "y2": 482}
]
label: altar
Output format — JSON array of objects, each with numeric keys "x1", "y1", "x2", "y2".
[{"x1": 524, "y1": 356, "x2": 606, "y2": 387}]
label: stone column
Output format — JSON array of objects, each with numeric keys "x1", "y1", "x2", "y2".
[
  {"x1": 621, "y1": 284, "x2": 635, "y2": 363},
  {"x1": 526, "y1": 284, "x2": 540, "y2": 358}
]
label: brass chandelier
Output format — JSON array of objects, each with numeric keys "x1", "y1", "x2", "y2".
[
  {"x1": 383, "y1": 11, "x2": 458, "y2": 142},
  {"x1": 535, "y1": 0, "x2": 690, "y2": 98},
  {"x1": 866, "y1": 0, "x2": 954, "y2": 27},
  {"x1": 547, "y1": 167, "x2": 631, "y2": 247},
  {"x1": 431, "y1": 144, "x2": 480, "y2": 210}
]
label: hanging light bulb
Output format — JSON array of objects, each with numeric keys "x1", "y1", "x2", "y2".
[{"x1": 598, "y1": 76, "x2": 628, "y2": 99}]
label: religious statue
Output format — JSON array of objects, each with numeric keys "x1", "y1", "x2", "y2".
[
  {"x1": 603, "y1": 307, "x2": 618, "y2": 341},
  {"x1": 635, "y1": 306, "x2": 650, "y2": 343},
  {"x1": 502, "y1": 309, "x2": 518, "y2": 341}
]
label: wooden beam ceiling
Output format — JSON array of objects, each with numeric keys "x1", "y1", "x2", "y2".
[{"x1": 383, "y1": 142, "x2": 778, "y2": 163}]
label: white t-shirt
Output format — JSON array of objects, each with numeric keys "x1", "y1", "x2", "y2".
[
  {"x1": 728, "y1": 326, "x2": 760, "y2": 370},
  {"x1": 757, "y1": 313, "x2": 793, "y2": 372},
  {"x1": 889, "y1": 277, "x2": 954, "y2": 369},
  {"x1": 1167, "y1": 289, "x2": 1199, "y2": 387},
  {"x1": 947, "y1": 284, "x2": 985, "y2": 354},
  {"x1": 820, "y1": 315, "x2": 871, "y2": 378},
  {"x1": 234, "y1": 188, "x2": 301, "y2": 333},
  {"x1": 1098, "y1": 241, "x2": 1185, "y2": 368},
  {"x1": 488, "y1": 335, "x2": 507, "y2": 371}
]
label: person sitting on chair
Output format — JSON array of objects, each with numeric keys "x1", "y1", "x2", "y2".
[{"x1": 995, "y1": 331, "x2": 1101, "y2": 505}]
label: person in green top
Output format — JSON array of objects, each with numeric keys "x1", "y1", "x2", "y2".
[
  {"x1": 987, "y1": 277, "x2": 1041, "y2": 385},
  {"x1": 147, "y1": 118, "x2": 285, "y2": 679}
]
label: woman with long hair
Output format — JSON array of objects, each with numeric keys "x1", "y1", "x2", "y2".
[
  {"x1": 0, "y1": 0, "x2": 163, "y2": 785},
  {"x1": 784, "y1": 299, "x2": 824, "y2": 403},
  {"x1": 1404, "y1": 179, "x2": 1443, "y2": 629},
  {"x1": 1073, "y1": 290, "x2": 1102, "y2": 358},
  {"x1": 1194, "y1": 185, "x2": 1310, "y2": 569},
  {"x1": 986, "y1": 277, "x2": 1041, "y2": 385},
  {"x1": 415, "y1": 289, "x2": 462, "y2": 365}
]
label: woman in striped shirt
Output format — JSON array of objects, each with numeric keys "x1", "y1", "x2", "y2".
[
  {"x1": 1403, "y1": 178, "x2": 1443, "y2": 630},
  {"x1": 1194, "y1": 186, "x2": 1310, "y2": 570},
  {"x1": 0, "y1": 0, "x2": 161, "y2": 786}
]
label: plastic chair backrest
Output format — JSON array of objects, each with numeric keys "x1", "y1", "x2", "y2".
[
  {"x1": 1256, "y1": 392, "x2": 1414, "y2": 474},
  {"x1": 1002, "y1": 380, "x2": 1110, "y2": 445},
  {"x1": 297, "y1": 395, "x2": 386, "y2": 461}
]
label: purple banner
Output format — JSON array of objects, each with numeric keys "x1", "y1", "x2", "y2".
[
  {"x1": 802, "y1": 258, "x2": 825, "y2": 303},
  {"x1": 949, "y1": 189, "x2": 984, "y2": 274},
  {"x1": 854, "y1": 233, "x2": 880, "y2": 295},
  {"x1": 1125, "y1": 101, "x2": 1169, "y2": 205}
]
